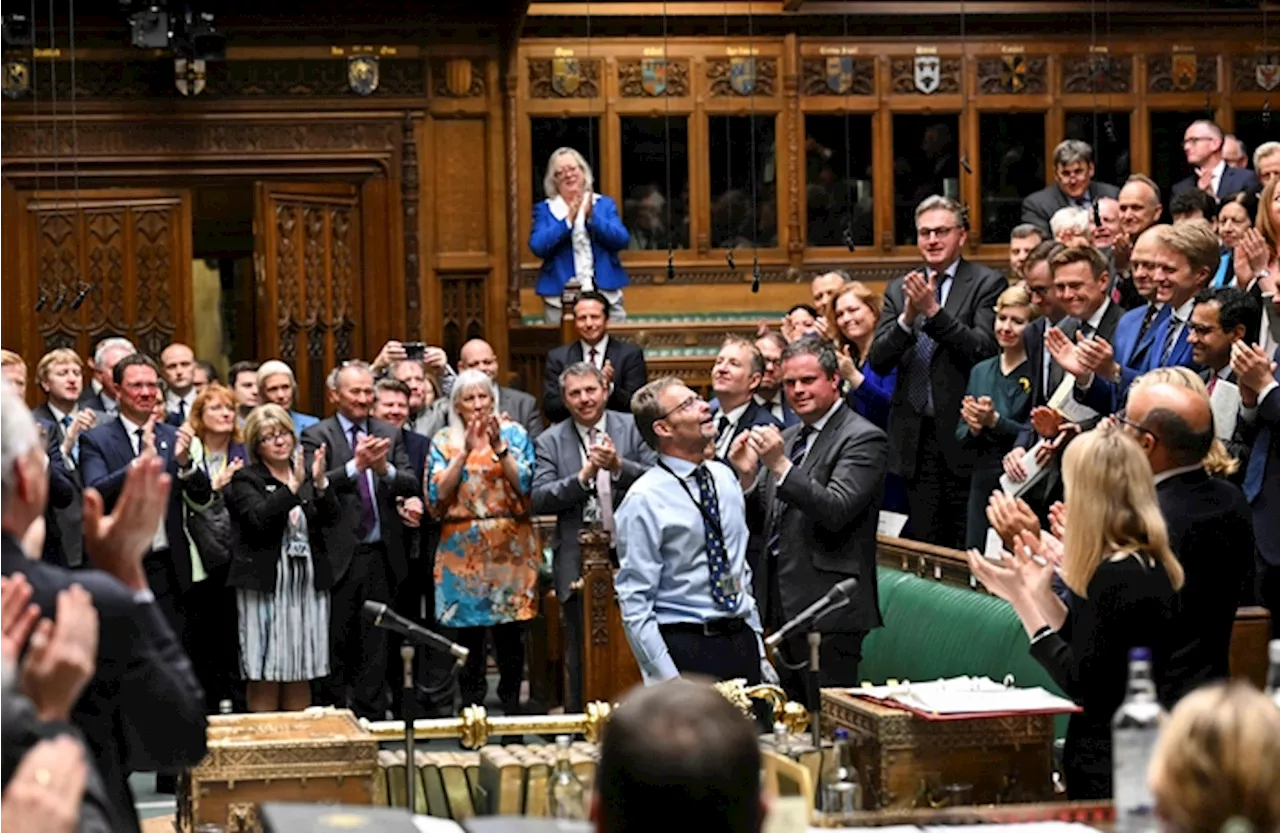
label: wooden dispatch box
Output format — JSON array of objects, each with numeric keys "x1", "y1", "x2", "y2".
[
  {"x1": 178, "y1": 708, "x2": 379, "y2": 833},
  {"x1": 820, "y1": 689, "x2": 1057, "y2": 810}
]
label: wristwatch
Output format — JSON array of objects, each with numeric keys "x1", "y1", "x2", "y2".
[{"x1": 493, "y1": 445, "x2": 510, "y2": 462}]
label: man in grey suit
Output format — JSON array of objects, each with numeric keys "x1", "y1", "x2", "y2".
[
  {"x1": 729, "y1": 338, "x2": 887, "y2": 702},
  {"x1": 532, "y1": 362, "x2": 655, "y2": 711},
  {"x1": 1020, "y1": 140, "x2": 1120, "y2": 238},
  {"x1": 418, "y1": 339, "x2": 544, "y2": 441}
]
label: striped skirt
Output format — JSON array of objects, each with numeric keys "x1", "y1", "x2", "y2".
[{"x1": 236, "y1": 520, "x2": 330, "y2": 683}]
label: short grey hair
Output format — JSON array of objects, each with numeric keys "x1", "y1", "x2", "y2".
[
  {"x1": 1256, "y1": 141, "x2": 1280, "y2": 169},
  {"x1": 93, "y1": 336, "x2": 136, "y2": 367},
  {"x1": 2, "y1": 383, "x2": 40, "y2": 498},
  {"x1": 1050, "y1": 206, "x2": 1092, "y2": 239},
  {"x1": 446, "y1": 369, "x2": 500, "y2": 443},
  {"x1": 914, "y1": 195, "x2": 964, "y2": 227},
  {"x1": 1053, "y1": 139, "x2": 1094, "y2": 168},
  {"x1": 326, "y1": 360, "x2": 372, "y2": 391},
  {"x1": 814, "y1": 269, "x2": 850, "y2": 283},
  {"x1": 631, "y1": 376, "x2": 685, "y2": 451},
  {"x1": 559, "y1": 361, "x2": 606, "y2": 391},
  {"x1": 780, "y1": 335, "x2": 841, "y2": 379},
  {"x1": 257, "y1": 360, "x2": 297, "y2": 405},
  {"x1": 1010, "y1": 223, "x2": 1044, "y2": 242},
  {"x1": 543, "y1": 147, "x2": 595, "y2": 200}
]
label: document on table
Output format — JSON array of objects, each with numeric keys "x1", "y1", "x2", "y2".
[
  {"x1": 1209, "y1": 377, "x2": 1241, "y2": 441},
  {"x1": 851, "y1": 676, "x2": 1080, "y2": 717}
]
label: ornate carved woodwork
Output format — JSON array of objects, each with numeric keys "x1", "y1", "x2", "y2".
[
  {"x1": 1147, "y1": 54, "x2": 1217, "y2": 93},
  {"x1": 401, "y1": 113, "x2": 422, "y2": 340},
  {"x1": 527, "y1": 58, "x2": 601, "y2": 99},
  {"x1": 440, "y1": 275, "x2": 487, "y2": 361},
  {"x1": 579, "y1": 527, "x2": 642, "y2": 706},
  {"x1": 254, "y1": 182, "x2": 361, "y2": 415},
  {"x1": 616, "y1": 58, "x2": 690, "y2": 97},
  {"x1": 889, "y1": 57, "x2": 961, "y2": 95},
  {"x1": 1233, "y1": 53, "x2": 1280, "y2": 92},
  {"x1": 800, "y1": 57, "x2": 874, "y2": 97},
  {"x1": 1061, "y1": 54, "x2": 1132, "y2": 94},
  {"x1": 976, "y1": 55, "x2": 1047, "y2": 95},
  {"x1": 23, "y1": 190, "x2": 192, "y2": 360},
  {"x1": 432, "y1": 58, "x2": 487, "y2": 98},
  {"x1": 706, "y1": 58, "x2": 778, "y2": 97}
]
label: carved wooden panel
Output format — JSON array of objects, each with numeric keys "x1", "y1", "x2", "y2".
[
  {"x1": 800, "y1": 57, "x2": 874, "y2": 96},
  {"x1": 254, "y1": 182, "x2": 361, "y2": 415},
  {"x1": 889, "y1": 57, "x2": 961, "y2": 95},
  {"x1": 616, "y1": 58, "x2": 690, "y2": 97},
  {"x1": 433, "y1": 120, "x2": 490, "y2": 253},
  {"x1": 1234, "y1": 53, "x2": 1280, "y2": 92},
  {"x1": 440, "y1": 275, "x2": 487, "y2": 361},
  {"x1": 706, "y1": 58, "x2": 778, "y2": 97},
  {"x1": 401, "y1": 114, "x2": 422, "y2": 340},
  {"x1": 1061, "y1": 54, "x2": 1132, "y2": 94},
  {"x1": 1147, "y1": 54, "x2": 1217, "y2": 93},
  {"x1": 431, "y1": 58, "x2": 487, "y2": 98},
  {"x1": 527, "y1": 58, "x2": 602, "y2": 99},
  {"x1": 976, "y1": 55, "x2": 1048, "y2": 95},
  {"x1": 24, "y1": 190, "x2": 192, "y2": 361}
]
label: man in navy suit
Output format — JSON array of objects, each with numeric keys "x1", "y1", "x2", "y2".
[
  {"x1": 1234, "y1": 341, "x2": 1280, "y2": 636},
  {"x1": 160, "y1": 343, "x2": 197, "y2": 426},
  {"x1": 753, "y1": 331, "x2": 798, "y2": 427},
  {"x1": 708, "y1": 336, "x2": 783, "y2": 460},
  {"x1": 542, "y1": 291, "x2": 648, "y2": 425},
  {"x1": 1173, "y1": 120, "x2": 1260, "y2": 200}
]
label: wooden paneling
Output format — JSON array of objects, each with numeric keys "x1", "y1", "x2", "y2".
[{"x1": 434, "y1": 120, "x2": 492, "y2": 254}]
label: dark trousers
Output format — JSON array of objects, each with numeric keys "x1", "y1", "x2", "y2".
[
  {"x1": 560, "y1": 593, "x2": 584, "y2": 713},
  {"x1": 1257, "y1": 555, "x2": 1280, "y2": 640},
  {"x1": 456, "y1": 622, "x2": 526, "y2": 710},
  {"x1": 776, "y1": 631, "x2": 865, "y2": 707},
  {"x1": 905, "y1": 420, "x2": 970, "y2": 550},
  {"x1": 386, "y1": 530, "x2": 457, "y2": 718},
  {"x1": 144, "y1": 549, "x2": 185, "y2": 637},
  {"x1": 328, "y1": 543, "x2": 393, "y2": 720},
  {"x1": 183, "y1": 564, "x2": 238, "y2": 713},
  {"x1": 659, "y1": 622, "x2": 761, "y2": 684},
  {"x1": 965, "y1": 466, "x2": 1003, "y2": 551}
]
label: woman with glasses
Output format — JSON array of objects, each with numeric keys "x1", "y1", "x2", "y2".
[
  {"x1": 1214, "y1": 190, "x2": 1257, "y2": 288},
  {"x1": 427, "y1": 370, "x2": 539, "y2": 713},
  {"x1": 224, "y1": 405, "x2": 339, "y2": 713},
  {"x1": 530, "y1": 147, "x2": 630, "y2": 324},
  {"x1": 968, "y1": 423, "x2": 1183, "y2": 799}
]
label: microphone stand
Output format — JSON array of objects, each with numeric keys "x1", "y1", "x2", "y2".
[
  {"x1": 801, "y1": 598, "x2": 850, "y2": 751},
  {"x1": 400, "y1": 644, "x2": 416, "y2": 810}
]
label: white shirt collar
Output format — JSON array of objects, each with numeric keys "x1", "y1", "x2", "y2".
[
  {"x1": 1215, "y1": 364, "x2": 1233, "y2": 380},
  {"x1": 46, "y1": 402, "x2": 73, "y2": 424},
  {"x1": 166, "y1": 389, "x2": 195, "y2": 410},
  {"x1": 1208, "y1": 160, "x2": 1226, "y2": 191},
  {"x1": 715, "y1": 400, "x2": 751, "y2": 427},
  {"x1": 580, "y1": 335, "x2": 610, "y2": 361},
  {"x1": 574, "y1": 414, "x2": 608, "y2": 439},
  {"x1": 118, "y1": 414, "x2": 145, "y2": 446},
  {"x1": 1172, "y1": 297, "x2": 1196, "y2": 323},
  {"x1": 929, "y1": 259, "x2": 960, "y2": 281},
  {"x1": 1085, "y1": 297, "x2": 1112, "y2": 331},
  {"x1": 804, "y1": 398, "x2": 843, "y2": 434},
  {"x1": 754, "y1": 391, "x2": 781, "y2": 408},
  {"x1": 1153, "y1": 463, "x2": 1204, "y2": 486}
]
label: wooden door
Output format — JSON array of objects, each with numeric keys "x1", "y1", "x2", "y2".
[
  {"x1": 8, "y1": 189, "x2": 193, "y2": 371},
  {"x1": 253, "y1": 182, "x2": 362, "y2": 416}
]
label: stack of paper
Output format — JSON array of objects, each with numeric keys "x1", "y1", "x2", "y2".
[{"x1": 850, "y1": 676, "x2": 1079, "y2": 718}]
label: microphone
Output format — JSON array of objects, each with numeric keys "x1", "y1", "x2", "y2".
[
  {"x1": 362, "y1": 601, "x2": 470, "y2": 662},
  {"x1": 764, "y1": 576, "x2": 858, "y2": 650}
]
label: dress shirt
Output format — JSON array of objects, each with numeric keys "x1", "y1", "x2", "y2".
[
  {"x1": 336, "y1": 412, "x2": 398, "y2": 544},
  {"x1": 712, "y1": 401, "x2": 750, "y2": 458},
  {"x1": 1161, "y1": 297, "x2": 1196, "y2": 362},
  {"x1": 776, "y1": 399, "x2": 842, "y2": 484},
  {"x1": 119, "y1": 414, "x2": 169, "y2": 552},
  {"x1": 580, "y1": 335, "x2": 610, "y2": 369},
  {"x1": 754, "y1": 392, "x2": 786, "y2": 423},
  {"x1": 614, "y1": 454, "x2": 764, "y2": 684},
  {"x1": 166, "y1": 390, "x2": 196, "y2": 421},
  {"x1": 897, "y1": 259, "x2": 958, "y2": 334},
  {"x1": 1081, "y1": 297, "x2": 1112, "y2": 337},
  {"x1": 1202, "y1": 160, "x2": 1226, "y2": 196},
  {"x1": 572, "y1": 416, "x2": 619, "y2": 480},
  {"x1": 566, "y1": 195, "x2": 596, "y2": 290},
  {"x1": 1152, "y1": 462, "x2": 1205, "y2": 486}
]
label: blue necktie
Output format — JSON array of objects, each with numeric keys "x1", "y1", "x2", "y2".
[
  {"x1": 905, "y1": 274, "x2": 944, "y2": 416},
  {"x1": 693, "y1": 465, "x2": 737, "y2": 612},
  {"x1": 62, "y1": 415, "x2": 79, "y2": 463},
  {"x1": 1243, "y1": 423, "x2": 1270, "y2": 502}
]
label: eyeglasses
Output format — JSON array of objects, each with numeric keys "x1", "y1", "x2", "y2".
[
  {"x1": 917, "y1": 226, "x2": 959, "y2": 240},
  {"x1": 1181, "y1": 136, "x2": 1216, "y2": 147},
  {"x1": 1110, "y1": 411, "x2": 1159, "y2": 442},
  {"x1": 657, "y1": 394, "x2": 700, "y2": 422},
  {"x1": 259, "y1": 431, "x2": 293, "y2": 445},
  {"x1": 1185, "y1": 322, "x2": 1219, "y2": 337}
]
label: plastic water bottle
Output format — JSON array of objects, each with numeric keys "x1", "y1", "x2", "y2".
[
  {"x1": 1267, "y1": 640, "x2": 1280, "y2": 708},
  {"x1": 1112, "y1": 647, "x2": 1161, "y2": 832},
  {"x1": 820, "y1": 728, "x2": 863, "y2": 817},
  {"x1": 547, "y1": 735, "x2": 586, "y2": 820}
]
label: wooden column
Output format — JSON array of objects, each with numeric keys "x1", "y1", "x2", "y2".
[{"x1": 579, "y1": 526, "x2": 642, "y2": 705}]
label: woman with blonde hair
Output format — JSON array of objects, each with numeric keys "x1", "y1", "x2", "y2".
[
  {"x1": 1149, "y1": 681, "x2": 1280, "y2": 832},
  {"x1": 969, "y1": 423, "x2": 1183, "y2": 800}
]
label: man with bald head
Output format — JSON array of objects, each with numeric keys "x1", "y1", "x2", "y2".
[
  {"x1": 160, "y1": 343, "x2": 196, "y2": 425},
  {"x1": 1173, "y1": 119, "x2": 1259, "y2": 199},
  {"x1": 418, "y1": 339, "x2": 543, "y2": 441},
  {"x1": 1118, "y1": 376, "x2": 1254, "y2": 701}
]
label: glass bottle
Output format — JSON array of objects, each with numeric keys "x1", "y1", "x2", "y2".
[
  {"x1": 819, "y1": 728, "x2": 862, "y2": 816},
  {"x1": 548, "y1": 735, "x2": 587, "y2": 820},
  {"x1": 1112, "y1": 647, "x2": 1162, "y2": 833}
]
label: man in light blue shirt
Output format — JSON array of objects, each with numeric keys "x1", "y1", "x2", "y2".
[{"x1": 614, "y1": 376, "x2": 775, "y2": 686}]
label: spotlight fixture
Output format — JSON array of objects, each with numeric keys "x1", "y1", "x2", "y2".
[
  {"x1": 130, "y1": 5, "x2": 171, "y2": 50},
  {"x1": 2, "y1": 12, "x2": 33, "y2": 48}
]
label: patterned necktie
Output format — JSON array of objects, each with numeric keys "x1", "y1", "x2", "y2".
[
  {"x1": 693, "y1": 465, "x2": 737, "y2": 612},
  {"x1": 588, "y1": 427, "x2": 615, "y2": 535},
  {"x1": 1160, "y1": 316, "x2": 1183, "y2": 365},
  {"x1": 588, "y1": 346, "x2": 599, "y2": 367},
  {"x1": 62, "y1": 415, "x2": 79, "y2": 463},
  {"x1": 765, "y1": 425, "x2": 815, "y2": 557},
  {"x1": 350, "y1": 423, "x2": 376, "y2": 539},
  {"x1": 1136, "y1": 302, "x2": 1160, "y2": 345},
  {"x1": 905, "y1": 274, "x2": 944, "y2": 416}
]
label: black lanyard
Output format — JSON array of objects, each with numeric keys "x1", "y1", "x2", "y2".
[{"x1": 656, "y1": 460, "x2": 725, "y2": 543}]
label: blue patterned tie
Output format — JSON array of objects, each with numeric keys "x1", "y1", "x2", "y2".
[
  {"x1": 693, "y1": 465, "x2": 737, "y2": 612},
  {"x1": 1243, "y1": 423, "x2": 1270, "y2": 502},
  {"x1": 62, "y1": 415, "x2": 78, "y2": 463},
  {"x1": 905, "y1": 274, "x2": 943, "y2": 416},
  {"x1": 764, "y1": 425, "x2": 814, "y2": 557}
]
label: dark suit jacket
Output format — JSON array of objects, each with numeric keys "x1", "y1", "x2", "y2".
[
  {"x1": 531, "y1": 412, "x2": 656, "y2": 600},
  {"x1": 542, "y1": 337, "x2": 648, "y2": 424},
  {"x1": 78, "y1": 419, "x2": 209, "y2": 596},
  {"x1": 402, "y1": 428, "x2": 432, "y2": 563},
  {"x1": 300, "y1": 416, "x2": 420, "y2": 584},
  {"x1": 77, "y1": 389, "x2": 109, "y2": 413},
  {"x1": 868, "y1": 259, "x2": 1007, "y2": 478},
  {"x1": 709, "y1": 398, "x2": 783, "y2": 454},
  {"x1": 224, "y1": 462, "x2": 343, "y2": 593},
  {"x1": 2, "y1": 533, "x2": 207, "y2": 833},
  {"x1": 744, "y1": 404, "x2": 888, "y2": 634},
  {"x1": 32, "y1": 405, "x2": 111, "y2": 568},
  {"x1": 1172, "y1": 165, "x2": 1260, "y2": 200},
  {"x1": 1020, "y1": 180, "x2": 1121, "y2": 236},
  {"x1": 1242, "y1": 356, "x2": 1280, "y2": 566},
  {"x1": 1158, "y1": 469, "x2": 1255, "y2": 702}
]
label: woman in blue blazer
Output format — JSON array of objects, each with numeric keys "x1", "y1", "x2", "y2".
[{"x1": 529, "y1": 147, "x2": 631, "y2": 323}]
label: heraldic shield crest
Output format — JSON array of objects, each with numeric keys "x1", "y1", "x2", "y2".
[
  {"x1": 1171, "y1": 53, "x2": 1196, "y2": 91},
  {"x1": 1001, "y1": 55, "x2": 1027, "y2": 93},
  {"x1": 552, "y1": 57, "x2": 581, "y2": 96},
  {"x1": 348, "y1": 55, "x2": 379, "y2": 96},
  {"x1": 2, "y1": 59, "x2": 30, "y2": 99},
  {"x1": 1257, "y1": 55, "x2": 1280, "y2": 92},
  {"x1": 175, "y1": 58, "x2": 206, "y2": 97},
  {"x1": 826, "y1": 56, "x2": 854, "y2": 94},
  {"x1": 731, "y1": 57, "x2": 757, "y2": 95},
  {"x1": 914, "y1": 55, "x2": 941, "y2": 94},
  {"x1": 642, "y1": 58, "x2": 667, "y2": 96}
]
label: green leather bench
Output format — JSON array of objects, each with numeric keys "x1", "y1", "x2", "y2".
[{"x1": 860, "y1": 566, "x2": 1069, "y2": 738}]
